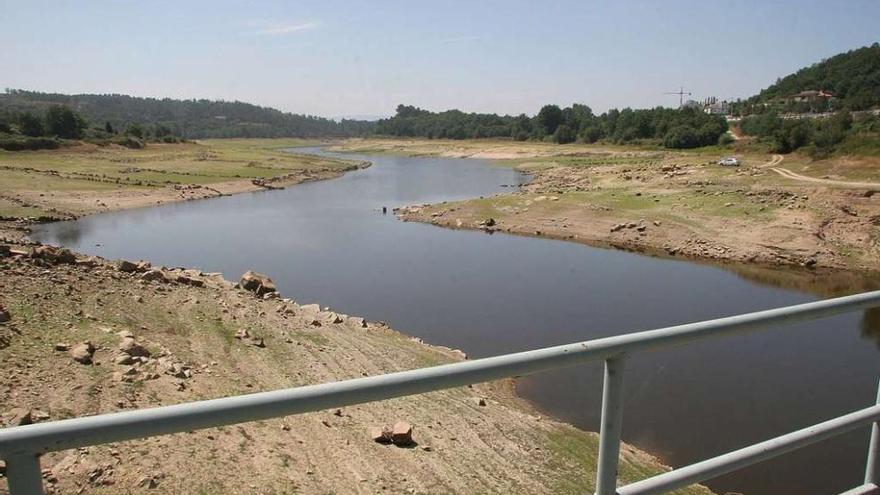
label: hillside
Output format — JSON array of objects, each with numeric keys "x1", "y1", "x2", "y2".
[
  {"x1": 737, "y1": 43, "x2": 880, "y2": 113},
  {"x1": 0, "y1": 90, "x2": 375, "y2": 139}
]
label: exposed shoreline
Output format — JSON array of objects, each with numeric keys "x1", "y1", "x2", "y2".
[{"x1": 0, "y1": 141, "x2": 711, "y2": 494}]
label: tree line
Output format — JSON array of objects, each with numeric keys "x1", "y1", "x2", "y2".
[
  {"x1": 375, "y1": 103, "x2": 729, "y2": 149},
  {"x1": 0, "y1": 90, "x2": 375, "y2": 140}
]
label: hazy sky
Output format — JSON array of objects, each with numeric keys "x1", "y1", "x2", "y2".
[{"x1": 2, "y1": 0, "x2": 878, "y2": 118}]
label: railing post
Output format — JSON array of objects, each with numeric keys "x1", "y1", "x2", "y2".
[
  {"x1": 5, "y1": 453, "x2": 45, "y2": 495},
  {"x1": 595, "y1": 355, "x2": 626, "y2": 495},
  {"x1": 866, "y1": 379, "x2": 880, "y2": 485}
]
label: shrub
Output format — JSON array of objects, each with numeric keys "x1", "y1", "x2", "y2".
[
  {"x1": 553, "y1": 124, "x2": 576, "y2": 144},
  {"x1": 0, "y1": 136, "x2": 62, "y2": 151},
  {"x1": 663, "y1": 125, "x2": 700, "y2": 149}
]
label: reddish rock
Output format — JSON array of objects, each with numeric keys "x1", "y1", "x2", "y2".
[
  {"x1": 118, "y1": 339, "x2": 151, "y2": 357},
  {"x1": 391, "y1": 421, "x2": 414, "y2": 446},
  {"x1": 370, "y1": 426, "x2": 393, "y2": 444}
]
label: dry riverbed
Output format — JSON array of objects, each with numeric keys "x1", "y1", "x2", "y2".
[
  {"x1": 0, "y1": 140, "x2": 709, "y2": 494},
  {"x1": 334, "y1": 138, "x2": 880, "y2": 272}
]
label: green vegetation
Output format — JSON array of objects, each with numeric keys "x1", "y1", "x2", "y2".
[
  {"x1": 739, "y1": 109, "x2": 880, "y2": 156},
  {"x1": 375, "y1": 104, "x2": 728, "y2": 149},
  {"x1": 0, "y1": 89, "x2": 376, "y2": 139},
  {"x1": 733, "y1": 43, "x2": 880, "y2": 114}
]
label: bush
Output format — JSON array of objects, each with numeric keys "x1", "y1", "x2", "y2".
[
  {"x1": 0, "y1": 136, "x2": 61, "y2": 151},
  {"x1": 113, "y1": 136, "x2": 145, "y2": 149},
  {"x1": 663, "y1": 125, "x2": 700, "y2": 148},
  {"x1": 718, "y1": 133, "x2": 734, "y2": 146},
  {"x1": 553, "y1": 124, "x2": 576, "y2": 144}
]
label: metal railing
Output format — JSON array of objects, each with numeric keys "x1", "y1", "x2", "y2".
[{"x1": 2, "y1": 291, "x2": 880, "y2": 494}]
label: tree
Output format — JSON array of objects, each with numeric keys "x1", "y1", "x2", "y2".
[
  {"x1": 18, "y1": 112, "x2": 45, "y2": 136},
  {"x1": 126, "y1": 123, "x2": 145, "y2": 138},
  {"x1": 536, "y1": 105, "x2": 564, "y2": 135},
  {"x1": 663, "y1": 125, "x2": 700, "y2": 149},
  {"x1": 105, "y1": 121, "x2": 114, "y2": 134},
  {"x1": 44, "y1": 105, "x2": 87, "y2": 139},
  {"x1": 553, "y1": 124, "x2": 576, "y2": 144}
]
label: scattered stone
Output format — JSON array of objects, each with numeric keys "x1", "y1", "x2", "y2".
[
  {"x1": 0, "y1": 245, "x2": 9, "y2": 258},
  {"x1": 114, "y1": 354, "x2": 136, "y2": 365},
  {"x1": 370, "y1": 426, "x2": 393, "y2": 444},
  {"x1": 30, "y1": 245, "x2": 76, "y2": 264},
  {"x1": 119, "y1": 338, "x2": 151, "y2": 357},
  {"x1": 234, "y1": 328, "x2": 250, "y2": 340},
  {"x1": 346, "y1": 316, "x2": 368, "y2": 328},
  {"x1": 251, "y1": 337, "x2": 266, "y2": 348},
  {"x1": 117, "y1": 260, "x2": 138, "y2": 273},
  {"x1": 0, "y1": 304, "x2": 10, "y2": 323},
  {"x1": 391, "y1": 422, "x2": 414, "y2": 446},
  {"x1": 176, "y1": 274, "x2": 205, "y2": 287},
  {"x1": 477, "y1": 398, "x2": 487, "y2": 407},
  {"x1": 70, "y1": 342, "x2": 95, "y2": 364},
  {"x1": 5, "y1": 408, "x2": 32, "y2": 426},
  {"x1": 54, "y1": 343, "x2": 70, "y2": 351},
  {"x1": 610, "y1": 223, "x2": 625, "y2": 232},
  {"x1": 141, "y1": 269, "x2": 168, "y2": 283},
  {"x1": 137, "y1": 476, "x2": 159, "y2": 489},
  {"x1": 239, "y1": 271, "x2": 277, "y2": 297}
]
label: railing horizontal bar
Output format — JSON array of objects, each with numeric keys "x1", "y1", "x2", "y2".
[
  {"x1": 839, "y1": 483, "x2": 880, "y2": 495},
  {"x1": 2, "y1": 290, "x2": 880, "y2": 459},
  {"x1": 618, "y1": 404, "x2": 880, "y2": 495}
]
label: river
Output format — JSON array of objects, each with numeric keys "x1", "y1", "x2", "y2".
[{"x1": 30, "y1": 147, "x2": 880, "y2": 495}]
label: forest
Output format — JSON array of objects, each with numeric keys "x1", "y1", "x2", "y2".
[
  {"x1": 374, "y1": 103, "x2": 729, "y2": 149},
  {"x1": 0, "y1": 90, "x2": 374, "y2": 140}
]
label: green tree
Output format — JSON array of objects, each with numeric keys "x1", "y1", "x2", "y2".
[
  {"x1": 105, "y1": 121, "x2": 115, "y2": 134},
  {"x1": 45, "y1": 105, "x2": 87, "y2": 139},
  {"x1": 553, "y1": 124, "x2": 576, "y2": 144},
  {"x1": 663, "y1": 125, "x2": 700, "y2": 149},
  {"x1": 536, "y1": 105, "x2": 564, "y2": 135},
  {"x1": 18, "y1": 112, "x2": 45, "y2": 136},
  {"x1": 126, "y1": 123, "x2": 145, "y2": 138}
]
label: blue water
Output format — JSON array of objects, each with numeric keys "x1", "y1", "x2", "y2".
[{"x1": 31, "y1": 147, "x2": 880, "y2": 495}]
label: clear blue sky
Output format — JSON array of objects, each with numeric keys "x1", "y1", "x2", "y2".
[{"x1": 1, "y1": 0, "x2": 878, "y2": 118}]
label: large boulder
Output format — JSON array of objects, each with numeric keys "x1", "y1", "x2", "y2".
[
  {"x1": 141, "y1": 269, "x2": 169, "y2": 283},
  {"x1": 239, "y1": 271, "x2": 277, "y2": 296}
]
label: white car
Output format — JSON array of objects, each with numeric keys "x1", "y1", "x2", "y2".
[{"x1": 718, "y1": 157, "x2": 740, "y2": 167}]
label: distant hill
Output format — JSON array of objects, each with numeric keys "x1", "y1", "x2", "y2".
[
  {"x1": 737, "y1": 43, "x2": 880, "y2": 114},
  {"x1": 0, "y1": 90, "x2": 375, "y2": 139}
]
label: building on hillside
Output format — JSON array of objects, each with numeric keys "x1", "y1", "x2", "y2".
[
  {"x1": 702, "y1": 97, "x2": 729, "y2": 115},
  {"x1": 787, "y1": 90, "x2": 835, "y2": 103}
]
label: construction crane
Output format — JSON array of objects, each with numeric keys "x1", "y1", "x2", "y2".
[{"x1": 665, "y1": 87, "x2": 692, "y2": 108}]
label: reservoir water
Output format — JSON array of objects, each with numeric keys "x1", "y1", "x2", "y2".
[{"x1": 31, "y1": 147, "x2": 880, "y2": 495}]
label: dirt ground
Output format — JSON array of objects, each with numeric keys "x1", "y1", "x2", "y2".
[
  {"x1": 0, "y1": 140, "x2": 710, "y2": 494},
  {"x1": 334, "y1": 139, "x2": 880, "y2": 273}
]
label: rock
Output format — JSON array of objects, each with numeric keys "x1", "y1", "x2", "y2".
[
  {"x1": 0, "y1": 304, "x2": 10, "y2": 323},
  {"x1": 70, "y1": 342, "x2": 95, "y2": 364},
  {"x1": 251, "y1": 337, "x2": 266, "y2": 348},
  {"x1": 114, "y1": 354, "x2": 136, "y2": 365},
  {"x1": 31, "y1": 410, "x2": 50, "y2": 422},
  {"x1": 300, "y1": 303, "x2": 320, "y2": 315},
  {"x1": 136, "y1": 261, "x2": 152, "y2": 272},
  {"x1": 141, "y1": 269, "x2": 168, "y2": 283},
  {"x1": 118, "y1": 339, "x2": 151, "y2": 357},
  {"x1": 5, "y1": 407, "x2": 32, "y2": 426},
  {"x1": 610, "y1": 223, "x2": 625, "y2": 233},
  {"x1": 321, "y1": 311, "x2": 344, "y2": 324},
  {"x1": 653, "y1": 220, "x2": 662, "y2": 226},
  {"x1": 137, "y1": 476, "x2": 159, "y2": 489},
  {"x1": 54, "y1": 343, "x2": 69, "y2": 351},
  {"x1": 485, "y1": 218, "x2": 496, "y2": 227},
  {"x1": 234, "y1": 328, "x2": 250, "y2": 340},
  {"x1": 75, "y1": 256, "x2": 100, "y2": 267},
  {"x1": 346, "y1": 316, "x2": 368, "y2": 328},
  {"x1": 0, "y1": 245, "x2": 9, "y2": 258},
  {"x1": 117, "y1": 260, "x2": 138, "y2": 273},
  {"x1": 477, "y1": 398, "x2": 487, "y2": 407},
  {"x1": 117, "y1": 330, "x2": 135, "y2": 339},
  {"x1": 391, "y1": 422, "x2": 414, "y2": 446},
  {"x1": 176, "y1": 274, "x2": 205, "y2": 287},
  {"x1": 239, "y1": 271, "x2": 277, "y2": 296},
  {"x1": 30, "y1": 245, "x2": 75, "y2": 264},
  {"x1": 370, "y1": 426, "x2": 393, "y2": 444},
  {"x1": 636, "y1": 225, "x2": 647, "y2": 232}
]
